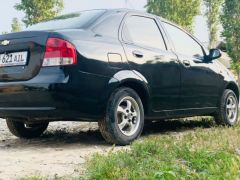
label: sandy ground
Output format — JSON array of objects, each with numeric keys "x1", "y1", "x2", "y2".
[
  {"x1": 0, "y1": 120, "x2": 126, "y2": 180},
  {"x1": 0, "y1": 118, "x2": 213, "y2": 180}
]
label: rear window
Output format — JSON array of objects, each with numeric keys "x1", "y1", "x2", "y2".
[{"x1": 25, "y1": 10, "x2": 106, "y2": 31}]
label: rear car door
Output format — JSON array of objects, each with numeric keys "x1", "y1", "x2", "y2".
[
  {"x1": 120, "y1": 14, "x2": 181, "y2": 112},
  {"x1": 162, "y1": 22, "x2": 221, "y2": 109}
]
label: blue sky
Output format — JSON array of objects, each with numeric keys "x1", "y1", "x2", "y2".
[{"x1": 0, "y1": 0, "x2": 208, "y2": 43}]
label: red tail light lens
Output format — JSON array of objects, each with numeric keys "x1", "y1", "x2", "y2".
[{"x1": 43, "y1": 38, "x2": 77, "y2": 67}]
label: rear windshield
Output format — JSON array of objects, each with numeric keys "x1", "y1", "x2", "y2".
[{"x1": 25, "y1": 10, "x2": 106, "y2": 31}]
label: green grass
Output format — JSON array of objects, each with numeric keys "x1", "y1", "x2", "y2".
[
  {"x1": 86, "y1": 119, "x2": 240, "y2": 179},
  {"x1": 21, "y1": 118, "x2": 240, "y2": 180}
]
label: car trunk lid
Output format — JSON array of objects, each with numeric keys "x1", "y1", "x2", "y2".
[{"x1": 0, "y1": 31, "x2": 49, "y2": 82}]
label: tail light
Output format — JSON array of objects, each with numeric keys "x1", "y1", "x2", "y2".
[{"x1": 43, "y1": 38, "x2": 77, "y2": 67}]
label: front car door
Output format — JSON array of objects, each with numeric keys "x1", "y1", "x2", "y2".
[
  {"x1": 162, "y1": 21, "x2": 221, "y2": 112},
  {"x1": 120, "y1": 14, "x2": 181, "y2": 114}
]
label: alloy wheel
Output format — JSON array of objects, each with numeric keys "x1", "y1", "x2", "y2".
[
  {"x1": 226, "y1": 95, "x2": 238, "y2": 123},
  {"x1": 116, "y1": 96, "x2": 141, "y2": 136}
]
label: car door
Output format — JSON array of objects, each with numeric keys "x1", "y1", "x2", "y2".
[
  {"x1": 162, "y1": 22, "x2": 221, "y2": 110},
  {"x1": 120, "y1": 14, "x2": 181, "y2": 112}
]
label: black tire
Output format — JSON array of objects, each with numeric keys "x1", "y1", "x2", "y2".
[
  {"x1": 6, "y1": 119, "x2": 49, "y2": 139},
  {"x1": 99, "y1": 87, "x2": 144, "y2": 145},
  {"x1": 214, "y1": 89, "x2": 239, "y2": 126}
]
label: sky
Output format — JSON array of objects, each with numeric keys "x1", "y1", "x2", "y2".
[{"x1": 0, "y1": 0, "x2": 209, "y2": 43}]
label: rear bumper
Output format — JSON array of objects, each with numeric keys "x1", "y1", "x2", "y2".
[{"x1": 0, "y1": 67, "x2": 114, "y2": 121}]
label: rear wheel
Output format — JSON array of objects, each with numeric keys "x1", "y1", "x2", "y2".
[
  {"x1": 99, "y1": 87, "x2": 144, "y2": 145},
  {"x1": 6, "y1": 119, "x2": 49, "y2": 139},
  {"x1": 214, "y1": 89, "x2": 239, "y2": 126}
]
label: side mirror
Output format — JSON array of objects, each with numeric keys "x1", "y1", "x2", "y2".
[{"x1": 206, "y1": 48, "x2": 222, "y2": 62}]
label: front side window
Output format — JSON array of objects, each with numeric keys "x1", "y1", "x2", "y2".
[
  {"x1": 163, "y1": 22, "x2": 204, "y2": 59},
  {"x1": 122, "y1": 16, "x2": 166, "y2": 50}
]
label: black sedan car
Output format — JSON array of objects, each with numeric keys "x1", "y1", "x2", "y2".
[{"x1": 0, "y1": 9, "x2": 238, "y2": 145}]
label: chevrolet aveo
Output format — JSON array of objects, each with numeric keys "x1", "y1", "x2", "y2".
[{"x1": 0, "y1": 9, "x2": 238, "y2": 145}]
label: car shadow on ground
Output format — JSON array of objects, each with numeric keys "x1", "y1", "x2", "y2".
[
  {"x1": 142, "y1": 117, "x2": 215, "y2": 135},
  {"x1": 0, "y1": 118, "x2": 215, "y2": 149}
]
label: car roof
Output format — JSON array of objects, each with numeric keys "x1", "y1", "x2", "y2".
[
  {"x1": 92, "y1": 9, "x2": 206, "y2": 49},
  {"x1": 107, "y1": 8, "x2": 158, "y2": 16},
  {"x1": 106, "y1": 8, "x2": 170, "y2": 22},
  {"x1": 70, "y1": 9, "x2": 167, "y2": 22}
]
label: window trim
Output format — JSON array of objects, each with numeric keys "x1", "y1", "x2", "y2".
[
  {"x1": 162, "y1": 21, "x2": 207, "y2": 59},
  {"x1": 120, "y1": 14, "x2": 168, "y2": 51}
]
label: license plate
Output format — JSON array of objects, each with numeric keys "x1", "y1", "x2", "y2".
[{"x1": 0, "y1": 51, "x2": 28, "y2": 67}]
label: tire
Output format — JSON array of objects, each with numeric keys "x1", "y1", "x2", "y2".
[
  {"x1": 6, "y1": 119, "x2": 49, "y2": 139},
  {"x1": 99, "y1": 87, "x2": 144, "y2": 145},
  {"x1": 214, "y1": 89, "x2": 239, "y2": 126}
]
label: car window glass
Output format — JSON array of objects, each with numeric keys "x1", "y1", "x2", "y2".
[
  {"x1": 26, "y1": 10, "x2": 106, "y2": 30},
  {"x1": 93, "y1": 13, "x2": 124, "y2": 39},
  {"x1": 163, "y1": 22, "x2": 204, "y2": 59},
  {"x1": 122, "y1": 16, "x2": 166, "y2": 50}
]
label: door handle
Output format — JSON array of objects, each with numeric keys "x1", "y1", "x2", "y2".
[
  {"x1": 132, "y1": 50, "x2": 144, "y2": 58},
  {"x1": 182, "y1": 60, "x2": 191, "y2": 67}
]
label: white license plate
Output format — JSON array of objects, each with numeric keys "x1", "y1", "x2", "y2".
[{"x1": 0, "y1": 51, "x2": 28, "y2": 67}]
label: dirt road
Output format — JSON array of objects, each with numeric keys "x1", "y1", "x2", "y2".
[
  {"x1": 0, "y1": 120, "x2": 125, "y2": 180},
  {"x1": 0, "y1": 118, "x2": 212, "y2": 180}
]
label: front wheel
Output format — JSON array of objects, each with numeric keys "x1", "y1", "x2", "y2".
[
  {"x1": 99, "y1": 87, "x2": 144, "y2": 145},
  {"x1": 6, "y1": 119, "x2": 49, "y2": 139},
  {"x1": 214, "y1": 89, "x2": 239, "y2": 126}
]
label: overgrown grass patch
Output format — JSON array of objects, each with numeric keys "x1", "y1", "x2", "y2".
[{"x1": 86, "y1": 122, "x2": 240, "y2": 179}]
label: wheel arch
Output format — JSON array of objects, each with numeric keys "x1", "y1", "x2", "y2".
[
  {"x1": 118, "y1": 80, "x2": 150, "y2": 114},
  {"x1": 107, "y1": 70, "x2": 151, "y2": 115},
  {"x1": 225, "y1": 82, "x2": 239, "y2": 101}
]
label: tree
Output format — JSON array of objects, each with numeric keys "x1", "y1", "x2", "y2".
[
  {"x1": 145, "y1": 0, "x2": 201, "y2": 32},
  {"x1": 203, "y1": 0, "x2": 224, "y2": 49},
  {"x1": 15, "y1": 0, "x2": 64, "y2": 27},
  {"x1": 221, "y1": 0, "x2": 240, "y2": 83},
  {"x1": 11, "y1": 17, "x2": 22, "y2": 32}
]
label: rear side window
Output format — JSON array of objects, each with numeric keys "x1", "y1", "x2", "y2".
[
  {"x1": 163, "y1": 22, "x2": 204, "y2": 59},
  {"x1": 122, "y1": 16, "x2": 166, "y2": 50},
  {"x1": 93, "y1": 12, "x2": 125, "y2": 39}
]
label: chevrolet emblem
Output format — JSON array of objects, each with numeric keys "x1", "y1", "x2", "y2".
[{"x1": 1, "y1": 40, "x2": 10, "y2": 46}]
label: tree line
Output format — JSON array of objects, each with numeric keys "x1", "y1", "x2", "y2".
[
  {"x1": 2, "y1": 0, "x2": 240, "y2": 82},
  {"x1": 7, "y1": 0, "x2": 63, "y2": 33}
]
